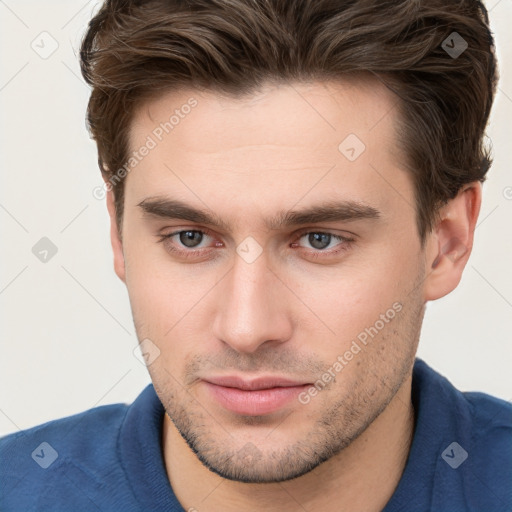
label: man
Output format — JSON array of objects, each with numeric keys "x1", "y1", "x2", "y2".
[{"x1": 1, "y1": 0, "x2": 510, "y2": 510}]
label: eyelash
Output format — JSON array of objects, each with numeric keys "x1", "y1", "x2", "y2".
[{"x1": 156, "y1": 228, "x2": 355, "y2": 261}]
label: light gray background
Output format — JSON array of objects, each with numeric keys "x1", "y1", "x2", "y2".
[{"x1": 1, "y1": 0, "x2": 511, "y2": 436}]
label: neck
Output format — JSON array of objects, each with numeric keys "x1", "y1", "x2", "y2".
[{"x1": 162, "y1": 376, "x2": 414, "y2": 512}]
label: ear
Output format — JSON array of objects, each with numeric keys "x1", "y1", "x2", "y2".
[
  {"x1": 423, "y1": 182, "x2": 482, "y2": 301},
  {"x1": 105, "y1": 187, "x2": 126, "y2": 283}
]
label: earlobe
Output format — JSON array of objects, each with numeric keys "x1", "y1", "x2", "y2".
[
  {"x1": 423, "y1": 183, "x2": 482, "y2": 301},
  {"x1": 106, "y1": 189, "x2": 126, "y2": 283}
]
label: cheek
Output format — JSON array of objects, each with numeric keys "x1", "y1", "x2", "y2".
[
  {"x1": 127, "y1": 270, "x2": 202, "y2": 339},
  {"x1": 123, "y1": 236, "x2": 222, "y2": 356},
  {"x1": 290, "y1": 255, "x2": 411, "y2": 346},
  {"x1": 123, "y1": 237, "x2": 182, "y2": 334}
]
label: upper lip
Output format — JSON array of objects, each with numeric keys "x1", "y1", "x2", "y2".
[{"x1": 203, "y1": 376, "x2": 309, "y2": 391}]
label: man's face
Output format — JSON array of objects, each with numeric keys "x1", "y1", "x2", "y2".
[{"x1": 118, "y1": 79, "x2": 427, "y2": 482}]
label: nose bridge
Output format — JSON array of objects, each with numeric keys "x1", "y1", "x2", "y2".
[{"x1": 212, "y1": 250, "x2": 292, "y2": 353}]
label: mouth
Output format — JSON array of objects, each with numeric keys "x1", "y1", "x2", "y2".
[{"x1": 201, "y1": 375, "x2": 312, "y2": 416}]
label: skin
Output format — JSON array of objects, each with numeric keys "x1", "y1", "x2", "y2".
[{"x1": 105, "y1": 78, "x2": 481, "y2": 511}]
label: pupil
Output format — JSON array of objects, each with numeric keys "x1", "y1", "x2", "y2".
[
  {"x1": 309, "y1": 233, "x2": 330, "y2": 250},
  {"x1": 180, "y1": 231, "x2": 202, "y2": 248}
]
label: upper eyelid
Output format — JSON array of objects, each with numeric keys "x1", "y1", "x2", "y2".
[{"x1": 161, "y1": 225, "x2": 355, "y2": 237}]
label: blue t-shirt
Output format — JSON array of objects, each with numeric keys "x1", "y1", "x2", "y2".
[{"x1": 1, "y1": 358, "x2": 511, "y2": 511}]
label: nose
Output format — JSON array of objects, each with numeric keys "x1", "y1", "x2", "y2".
[{"x1": 211, "y1": 249, "x2": 294, "y2": 354}]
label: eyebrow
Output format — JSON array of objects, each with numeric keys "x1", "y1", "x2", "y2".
[{"x1": 137, "y1": 196, "x2": 381, "y2": 231}]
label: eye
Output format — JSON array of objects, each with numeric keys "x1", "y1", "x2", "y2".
[
  {"x1": 300, "y1": 232, "x2": 338, "y2": 250},
  {"x1": 157, "y1": 228, "x2": 222, "y2": 260},
  {"x1": 156, "y1": 228, "x2": 354, "y2": 262},
  {"x1": 291, "y1": 231, "x2": 354, "y2": 259},
  {"x1": 174, "y1": 230, "x2": 208, "y2": 249}
]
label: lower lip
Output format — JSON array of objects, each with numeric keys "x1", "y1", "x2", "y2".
[{"x1": 203, "y1": 381, "x2": 310, "y2": 416}]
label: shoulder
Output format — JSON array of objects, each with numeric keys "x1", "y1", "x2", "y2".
[
  {"x1": 463, "y1": 390, "x2": 512, "y2": 476},
  {"x1": 0, "y1": 401, "x2": 129, "y2": 461},
  {"x1": 451, "y1": 391, "x2": 512, "y2": 511},
  {"x1": 418, "y1": 357, "x2": 512, "y2": 461},
  {"x1": 413, "y1": 359, "x2": 512, "y2": 511},
  {"x1": 0, "y1": 402, "x2": 133, "y2": 511},
  {"x1": 414, "y1": 358, "x2": 512, "y2": 437},
  {"x1": 463, "y1": 390, "x2": 512, "y2": 429}
]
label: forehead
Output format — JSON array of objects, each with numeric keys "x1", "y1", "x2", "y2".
[
  {"x1": 125, "y1": 78, "x2": 413, "y2": 231},
  {"x1": 130, "y1": 78, "x2": 400, "y2": 155}
]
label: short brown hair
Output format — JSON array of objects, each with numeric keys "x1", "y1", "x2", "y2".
[{"x1": 80, "y1": 0, "x2": 498, "y2": 240}]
